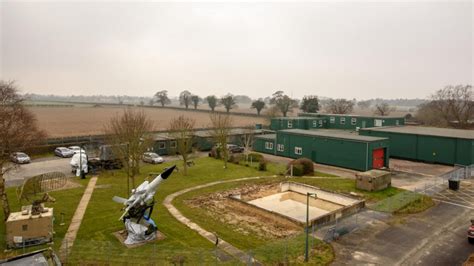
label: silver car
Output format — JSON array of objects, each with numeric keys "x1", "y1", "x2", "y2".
[
  {"x1": 142, "y1": 152, "x2": 164, "y2": 164},
  {"x1": 10, "y1": 152, "x2": 31, "y2": 164},
  {"x1": 54, "y1": 147, "x2": 75, "y2": 158}
]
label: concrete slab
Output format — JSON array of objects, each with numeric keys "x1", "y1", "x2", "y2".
[{"x1": 248, "y1": 192, "x2": 330, "y2": 223}]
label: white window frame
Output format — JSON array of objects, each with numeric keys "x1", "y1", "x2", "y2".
[
  {"x1": 330, "y1": 117, "x2": 335, "y2": 124},
  {"x1": 170, "y1": 141, "x2": 177, "y2": 148},
  {"x1": 277, "y1": 144, "x2": 284, "y2": 152},
  {"x1": 287, "y1": 120, "x2": 293, "y2": 128},
  {"x1": 265, "y1": 142, "x2": 274, "y2": 150},
  {"x1": 319, "y1": 120, "x2": 323, "y2": 126},
  {"x1": 312, "y1": 120, "x2": 317, "y2": 127},
  {"x1": 351, "y1": 118, "x2": 357, "y2": 125},
  {"x1": 340, "y1": 117, "x2": 346, "y2": 125},
  {"x1": 294, "y1": 146, "x2": 303, "y2": 155},
  {"x1": 158, "y1": 142, "x2": 166, "y2": 149},
  {"x1": 396, "y1": 120, "x2": 399, "y2": 126}
]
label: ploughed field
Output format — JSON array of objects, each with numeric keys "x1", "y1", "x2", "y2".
[{"x1": 28, "y1": 106, "x2": 266, "y2": 137}]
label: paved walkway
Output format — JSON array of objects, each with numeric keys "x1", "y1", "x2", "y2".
[
  {"x1": 59, "y1": 176, "x2": 98, "y2": 261},
  {"x1": 163, "y1": 176, "x2": 273, "y2": 264}
]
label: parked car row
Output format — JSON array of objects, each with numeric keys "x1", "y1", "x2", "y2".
[{"x1": 10, "y1": 152, "x2": 31, "y2": 164}]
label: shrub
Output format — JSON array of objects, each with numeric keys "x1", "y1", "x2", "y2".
[
  {"x1": 287, "y1": 157, "x2": 314, "y2": 176},
  {"x1": 228, "y1": 154, "x2": 244, "y2": 164},
  {"x1": 247, "y1": 152, "x2": 263, "y2": 163},
  {"x1": 258, "y1": 158, "x2": 267, "y2": 171},
  {"x1": 292, "y1": 164, "x2": 304, "y2": 176}
]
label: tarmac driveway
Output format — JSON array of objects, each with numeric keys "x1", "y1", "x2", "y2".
[
  {"x1": 331, "y1": 202, "x2": 473, "y2": 265},
  {"x1": 4, "y1": 157, "x2": 72, "y2": 187}
]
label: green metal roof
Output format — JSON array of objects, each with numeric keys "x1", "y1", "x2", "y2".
[
  {"x1": 254, "y1": 134, "x2": 276, "y2": 140},
  {"x1": 298, "y1": 112, "x2": 405, "y2": 119},
  {"x1": 360, "y1": 126, "x2": 474, "y2": 140},
  {"x1": 279, "y1": 129, "x2": 388, "y2": 142},
  {"x1": 193, "y1": 128, "x2": 265, "y2": 137}
]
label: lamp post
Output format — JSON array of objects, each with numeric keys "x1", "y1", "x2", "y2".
[{"x1": 305, "y1": 192, "x2": 317, "y2": 262}]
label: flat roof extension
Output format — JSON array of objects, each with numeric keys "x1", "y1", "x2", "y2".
[
  {"x1": 279, "y1": 129, "x2": 388, "y2": 142},
  {"x1": 360, "y1": 126, "x2": 474, "y2": 140}
]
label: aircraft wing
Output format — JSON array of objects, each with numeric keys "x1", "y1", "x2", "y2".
[{"x1": 112, "y1": 196, "x2": 128, "y2": 204}]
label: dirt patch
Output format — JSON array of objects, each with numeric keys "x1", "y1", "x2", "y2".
[{"x1": 186, "y1": 182, "x2": 302, "y2": 240}]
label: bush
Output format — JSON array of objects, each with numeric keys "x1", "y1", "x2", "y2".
[
  {"x1": 292, "y1": 164, "x2": 304, "y2": 176},
  {"x1": 258, "y1": 158, "x2": 267, "y2": 171},
  {"x1": 209, "y1": 147, "x2": 221, "y2": 159},
  {"x1": 247, "y1": 153, "x2": 263, "y2": 163},
  {"x1": 228, "y1": 154, "x2": 244, "y2": 164},
  {"x1": 287, "y1": 157, "x2": 314, "y2": 176}
]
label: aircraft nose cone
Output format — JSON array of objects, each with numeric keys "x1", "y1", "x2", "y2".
[{"x1": 161, "y1": 165, "x2": 176, "y2": 179}]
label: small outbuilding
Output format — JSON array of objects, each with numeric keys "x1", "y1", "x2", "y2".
[{"x1": 356, "y1": 170, "x2": 392, "y2": 191}]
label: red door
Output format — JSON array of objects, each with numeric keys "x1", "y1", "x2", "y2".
[{"x1": 372, "y1": 148, "x2": 385, "y2": 169}]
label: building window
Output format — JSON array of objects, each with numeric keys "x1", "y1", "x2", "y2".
[
  {"x1": 340, "y1": 117, "x2": 346, "y2": 125},
  {"x1": 330, "y1": 117, "x2": 335, "y2": 124},
  {"x1": 396, "y1": 120, "x2": 399, "y2": 126},
  {"x1": 319, "y1": 120, "x2": 323, "y2": 126},
  {"x1": 287, "y1": 120, "x2": 293, "y2": 128},
  {"x1": 294, "y1": 147, "x2": 303, "y2": 155},
  {"x1": 158, "y1": 142, "x2": 166, "y2": 149},
  {"x1": 170, "y1": 141, "x2": 177, "y2": 148},
  {"x1": 277, "y1": 144, "x2": 284, "y2": 152},
  {"x1": 22, "y1": 224, "x2": 28, "y2": 231},
  {"x1": 265, "y1": 142, "x2": 274, "y2": 150},
  {"x1": 312, "y1": 120, "x2": 317, "y2": 127},
  {"x1": 351, "y1": 118, "x2": 357, "y2": 125}
]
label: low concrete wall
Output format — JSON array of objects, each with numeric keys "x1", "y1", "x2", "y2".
[
  {"x1": 230, "y1": 182, "x2": 365, "y2": 227},
  {"x1": 280, "y1": 182, "x2": 359, "y2": 206}
]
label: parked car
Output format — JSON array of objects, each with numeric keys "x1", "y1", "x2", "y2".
[
  {"x1": 142, "y1": 152, "x2": 164, "y2": 164},
  {"x1": 54, "y1": 147, "x2": 74, "y2": 158},
  {"x1": 68, "y1": 146, "x2": 86, "y2": 154},
  {"x1": 227, "y1": 144, "x2": 245, "y2": 153},
  {"x1": 10, "y1": 152, "x2": 31, "y2": 164},
  {"x1": 468, "y1": 219, "x2": 474, "y2": 244}
]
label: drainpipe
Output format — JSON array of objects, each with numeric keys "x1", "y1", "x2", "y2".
[{"x1": 366, "y1": 142, "x2": 369, "y2": 171}]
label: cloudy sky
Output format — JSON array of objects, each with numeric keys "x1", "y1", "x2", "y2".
[{"x1": 1, "y1": 1, "x2": 472, "y2": 100}]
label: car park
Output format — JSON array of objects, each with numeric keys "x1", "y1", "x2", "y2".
[
  {"x1": 10, "y1": 152, "x2": 31, "y2": 164},
  {"x1": 54, "y1": 147, "x2": 75, "y2": 158},
  {"x1": 68, "y1": 146, "x2": 86, "y2": 154},
  {"x1": 142, "y1": 152, "x2": 164, "y2": 164}
]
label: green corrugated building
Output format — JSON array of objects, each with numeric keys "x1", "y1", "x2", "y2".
[
  {"x1": 255, "y1": 129, "x2": 389, "y2": 171},
  {"x1": 297, "y1": 113, "x2": 405, "y2": 130},
  {"x1": 150, "y1": 134, "x2": 178, "y2": 155},
  {"x1": 193, "y1": 128, "x2": 268, "y2": 151},
  {"x1": 360, "y1": 126, "x2": 474, "y2": 165}
]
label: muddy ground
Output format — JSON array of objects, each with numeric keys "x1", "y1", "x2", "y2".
[{"x1": 186, "y1": 182, "x2": 302, "y2": 240}]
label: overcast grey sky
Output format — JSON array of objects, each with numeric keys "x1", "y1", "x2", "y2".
[{"x1": 1, "y1": 1, "x2": 472, "y2": 100}]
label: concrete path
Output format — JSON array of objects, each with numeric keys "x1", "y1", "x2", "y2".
[
  {"x1": 163, "y1": 176, "x2": 273, "y2": 264},
  {"x1": 59, "y1": 176, "x2": 98, "y2": 261}
]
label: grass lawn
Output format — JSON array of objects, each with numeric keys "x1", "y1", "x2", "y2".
[
  {"x1": 68, "y1": 157, "x2": 292, "y2": 264},
  {"x1": 0, "y1": 178, "x2": 89, "y2": 259}
]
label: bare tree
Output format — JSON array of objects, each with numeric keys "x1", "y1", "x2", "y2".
[
  {"x1": 263, "y1": 105, "x2": 281, "y2": 125},
  {"x1": 0, "y1": 81, "x2": 46, "y2": 219},
  {"x1": 373, "y1": 103, "x2": 393, "y2": 116},
  {"x1": 104, "y1": 109, "x2": 153, "y2": 195},
  {"x1": 154, "y1": 90, "x2": 171, "y2": 107},
  {"x1": 179, "y1": 90, "x2": 192, "y2": 109},
  {"x1": 357, "y1": 100, "x2": 372, "y2": 109},
  {"x1": 270, "y1": 91, "x2": 297, "y2": 117},
  {"x1": 300, "y1": 95, "x2": 320, "y2": 113},
  {"x1": 251, "y1": 99, "x2": 266, "y2": 115},
  {"x1": 205, "y1": 95, "x2": 218, "y2": 111},
  {"x1": 168, "y1": 115, "x2": 195, "y2": 176},
  {"x1": 220, "y1": 94, "x2": 237, "y2": 113},
  {"x1": 430, "y1": 85, "x2": 473, "y2": 128},
  {"x1": 209, "y1": 113, "x2": 233, "y2": 168},
  {"x1": 191, "y1": 95, "x2": 200, "y2": 109},
  {"x1": 325, "y1": 98, "x2": 354, "y2": 114},
  {"x1": 239, "y1": 127, "x2": 255, "y2": 159}
]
